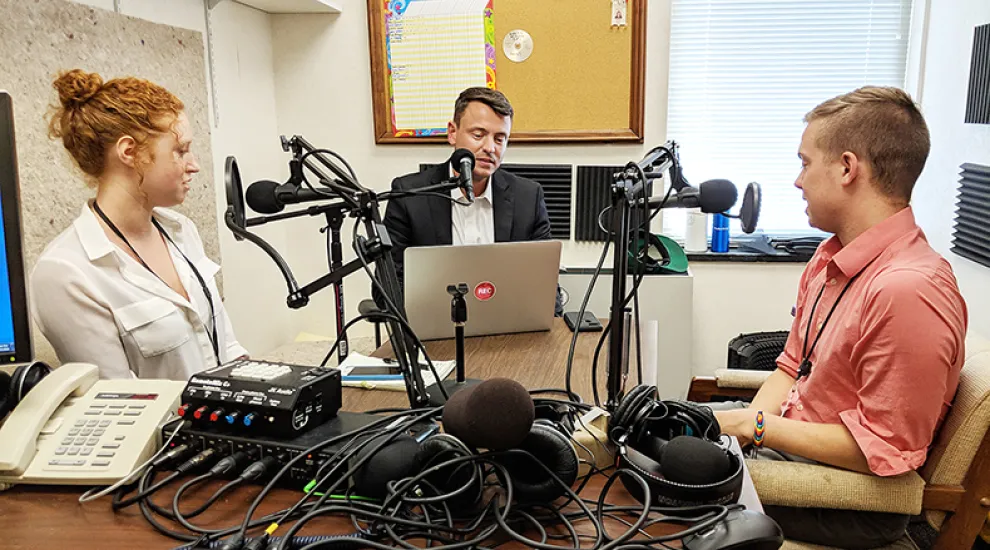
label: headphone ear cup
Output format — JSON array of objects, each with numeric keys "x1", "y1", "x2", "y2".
[
  {"x1": 496, "y1": 421, "x2": 578, "y2": 504},
  {"x1": 0, "y1": 371, "x2": 11, "y2": 418},
  {"x1": 415, "y1": 434, "x2": 483, "y2": 510},
  {"x1": 10, "y1": 362, "x2": 52, "y2": 409},
  {"x1": 618, "y1": 435, "x2": 744, "y2": 507},
  {"x1": 350, "y1": 434, "x2": 423, "y2": 499},
  {"x1": 608, "y1": 385, "x2": 656, "y2": 442}
]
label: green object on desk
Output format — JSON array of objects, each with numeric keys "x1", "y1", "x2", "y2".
[{"x1": 302, "y1": 479, "x2": 376, "y2": 501}]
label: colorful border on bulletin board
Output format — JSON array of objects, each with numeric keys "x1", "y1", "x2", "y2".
[{"x1": 385, "y1": 0, "x2": 496, "y2": 137}]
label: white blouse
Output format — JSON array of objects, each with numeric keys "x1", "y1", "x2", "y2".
[{"x1": 30, "y1": 203, "x2": 247, "y2": 380}]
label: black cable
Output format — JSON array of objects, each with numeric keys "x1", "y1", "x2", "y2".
[
  {"x1": 113, "y1": 469, "x2": 182, "y2": 510},
  {"x1": 255, "y1": 409, "x2": 439, "y2": 549},
  {"x1": 563, "y1": 207, "x2": 613, "y2": 405},
  {"x1": 382, "y1": 190, "x2": 471, "y2": 206},
  {"x1": 298, "y1": 148, "x2": 359, "y2": 187},
  {"x1": 318, "y1": 311, "x2": 405, "y2": 367},
  {"x1": 232, "y1": 413, "x2": 416, "y2": 543},
  {"x1": 590, "y1": 322, "x2": 612, "y2": 407},
  {"x1": 597, "y1": 470, "x2": 652, "y2": 549},
  {"x1": 361, "y1": 407, "x2": 412, "y2": 415},
  {"x1": 135, "y1": 469, "x2": 199, "y2": 543},
  {"x1": 350, "y1": 217, "x2": 447, "y2": 401},
  {"x1": 529, "y1": 389, "x2": 587, "y2": 404},
  {"x1": 172, "y1": 474, "x2": 246, "y2": 534}
]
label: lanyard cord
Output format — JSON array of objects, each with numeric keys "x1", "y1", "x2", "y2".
[
  {"x1": 92, "y1": 202, "x2": 221, "y2": 366},
  {"x1": 797, "y1": 273, "x2": 860, "y2": 380}
]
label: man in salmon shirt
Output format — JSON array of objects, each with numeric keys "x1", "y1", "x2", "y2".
[{"x1": 713, "y1": 87, "x2": 968, "y2": 548}]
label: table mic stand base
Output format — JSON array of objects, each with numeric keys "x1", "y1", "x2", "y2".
[{"x1": 426, "y1": 378, "x2": 482, "y2": 407}]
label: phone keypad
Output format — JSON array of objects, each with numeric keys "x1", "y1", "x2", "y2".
[{"x1": 45, "y1": 397, "x2": 146, "y2": 471}]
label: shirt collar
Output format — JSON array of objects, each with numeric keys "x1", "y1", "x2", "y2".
[
  {"x1": 448, "y1": 164, "x2": 493, "y2": 202},
  {"x1": 828, "y1": 206, "x2": 918, "y2": 278},
  {"x1": 74, "y1": 201, "x2": 185, "y2": 262}
]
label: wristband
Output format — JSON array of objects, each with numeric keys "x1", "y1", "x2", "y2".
[{"x1": 753, "y1": 410, "x2": 766, "y2": 448}]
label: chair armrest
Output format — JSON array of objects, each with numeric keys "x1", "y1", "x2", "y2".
[
  {"x1": 746, "y1": 459, "x2": 925, "y2": 515},
  {"x1": 686, "y1": 370, "x2": 769, "y2": 402},
  {"x1": 715, "y1": 368, "x2": 773, "y2": 389}
]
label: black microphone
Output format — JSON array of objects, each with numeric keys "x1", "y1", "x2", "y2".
[
  {"x1": 245, "y1": 180, "x2": 330, "y2": 214},
  {"x1": 450, "y1": 148, "x2": 475, "y2": 203},
  {"x1": 660, "y1": 435, "x2": 732, "y2": 485},
  {"x1": 645, "y1": 179, "x2": 738, "y2": 213},
  {"x1": 442, "y1": 378, "x2": 534, "y2": 450}
]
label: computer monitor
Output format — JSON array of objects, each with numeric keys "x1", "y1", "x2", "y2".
[{"x1": 0, "y1": 92, "x2": 34, "y2": 364}]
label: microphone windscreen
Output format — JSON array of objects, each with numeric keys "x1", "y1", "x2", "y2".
[
  {"x1": 660, "y1": 435, "x2": 731, "y2": 485},
  {"x1": 636, "y1": 435, "x2": 667, "y2": 461},
  {"x1": 450, "y1": 148, "x2": 475, "y2": 170},
  {"x1": 351, "y1": 434, "x2": 422, "y2": 499},
  {"x1": 245, "y1": 179, "x2": 283, "y2": 214},
  {"x1": 442, "y1": 378, "x2": 534, "y2": 450},
  {"x1": 697, "y1": 179, "x2": 738, "y2": 214},
  {"x1": 224, "y1": 156, "x2": 246, "y2": 229},
  {"x1": 740, "y1": 181, "x2": 761, "y2": 233}
]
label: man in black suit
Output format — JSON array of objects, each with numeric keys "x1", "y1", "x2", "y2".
[{"x1": 381, "y1": 87, "x2": 560, "y2": 314}]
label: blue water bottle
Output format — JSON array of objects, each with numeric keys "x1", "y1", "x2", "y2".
[{"x1": 711, "y1": 213, "x2": 730, "y2": 253}]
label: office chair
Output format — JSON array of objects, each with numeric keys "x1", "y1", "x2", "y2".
[{"x1": 686, "y1": 334, "x2": 990, "y2": 550}]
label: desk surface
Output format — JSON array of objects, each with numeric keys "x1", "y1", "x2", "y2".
[{"x1": 0, "y1": 320, "x2": 758, "y2": 549}]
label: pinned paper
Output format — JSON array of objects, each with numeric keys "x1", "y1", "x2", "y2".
[{"x1": 611, "y1": 0, "x2": 627, "y2": 27}]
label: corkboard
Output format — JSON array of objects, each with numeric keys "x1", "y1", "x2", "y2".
[
  {"x1": 368, "y1": 0, "x2": 646, "y2": 144},
  {"x1": 0, "y1": 0, "x2": 217, "y2": 363}
]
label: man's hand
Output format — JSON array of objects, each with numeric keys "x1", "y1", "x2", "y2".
[{"x1": 714, "y1": 409, "x2": 756, "y2": 447}]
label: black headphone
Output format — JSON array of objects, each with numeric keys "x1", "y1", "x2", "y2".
[
  {"x1": 0, "y1": 361, "x2": 52, "y2": 419},
  {"x1": 353, "y1": 423, "x2": 578, "y2": 507},
  {"x1": 415, "y1": 433, "x2": 484, "y2": 511},
  {"x1": 608, "y1": 385, "x2": 743, "y2": 507},
  {"x1": 492, "y1": 418, "x2": 579, "y2": 503}
]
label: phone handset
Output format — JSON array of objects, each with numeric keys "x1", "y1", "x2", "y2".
[{"x1": 0, "y1": 363, "x2": 98, "y2": 475}]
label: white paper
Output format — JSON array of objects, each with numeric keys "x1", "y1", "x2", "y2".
[
  {"x1": 337, "y1": 352, "x2": 457, "y2": 392},
  {"x1": 388, "y1": 0, "x2": 489, "y2": 131},
  {"x1": 611, "y1": 0, "x2": 628, "y2": 27}
]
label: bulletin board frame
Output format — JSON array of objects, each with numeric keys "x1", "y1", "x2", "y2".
[{"x1": 367, "y1": 0, "x2": 647, "y2": 144}]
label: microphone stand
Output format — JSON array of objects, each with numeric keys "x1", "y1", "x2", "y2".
[
  {"x1": 604, "y1": 142, "x2": 676, "y2": 412},
  {"x1": 281, "y1": 137, "x2": 351, "y2": 363},
  {"x1": 425, "y1": 283, "x2": 480, "y2": 406},
  {"x1": 225, "y1": 135, "x2": 467, "y2": 410}
]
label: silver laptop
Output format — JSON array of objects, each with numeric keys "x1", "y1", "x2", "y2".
[{"x1": 404, "y1": 241, "x2": 562, "y2": 340}]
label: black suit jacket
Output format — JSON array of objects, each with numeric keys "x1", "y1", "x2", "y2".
[{"x1": 379, "y1": 163, "x2": 561, "y2": 313}]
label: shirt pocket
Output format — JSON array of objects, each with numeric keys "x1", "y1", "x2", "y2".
[{"x1": 113, "y1": 297, "x2": 191, "y2": 358}]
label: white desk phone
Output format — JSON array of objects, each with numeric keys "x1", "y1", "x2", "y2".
[{"x1": 0, "y1": 363, "x2": 184, "y2": 486}]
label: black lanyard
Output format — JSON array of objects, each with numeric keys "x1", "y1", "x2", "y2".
[
  {"x1": 92, "y1": 202, "x2": 221, "y2": 366},
  {"x1": 797, "y1": 273, "x2": 861, "y2": 380}
]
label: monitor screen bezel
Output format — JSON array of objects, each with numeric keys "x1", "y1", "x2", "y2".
[{"x1": 0, "y1": 91, "x2": 35, "y2": 364}]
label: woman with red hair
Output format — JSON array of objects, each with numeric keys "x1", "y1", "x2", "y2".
[{"x1": 32, "y1": 69, "x2": 246, "y2": 380}]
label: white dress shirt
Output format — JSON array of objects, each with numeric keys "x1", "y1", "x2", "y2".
[
  {"x1": 449, "y1": 168, "x2": 495, "y2": 246},
  {"x1": 30, "y1": 203, "x2": 247, "y2": 380}
]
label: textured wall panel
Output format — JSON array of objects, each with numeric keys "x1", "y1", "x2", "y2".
[
  {"x1": 0, "y1": 0, "x2": 217, "y2": 362},
  {"x1": 0, "y1": 0, "x2": 217, "y2": 268},
  {"x1": 965, "y1": 23, "x2": 990, "y2": 124}
]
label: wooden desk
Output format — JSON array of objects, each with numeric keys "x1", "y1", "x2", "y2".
[{"x1": 0, "y1": 320, "x2": 758, "y2": 549}]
